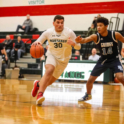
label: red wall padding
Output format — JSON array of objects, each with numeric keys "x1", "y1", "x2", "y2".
[
  {"x1": 22, "y1": 39, "x2": 31, "y2": 44},
  {"x1": 9, "y1": 35, "x2": 14, "y2": 39},
  {"x1": 0, "y1": 1, "x2": 124, "y2": 17},
  {"x1": 32, "y1": 35, "x2": 40, "y2": 39},
  {"x1": 0, "y1": 39, "x2": 5, "y2": 43}
]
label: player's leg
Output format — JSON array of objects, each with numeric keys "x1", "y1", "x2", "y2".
[
  {"x1": 86, "y1": 75, "x2": 98, "y2": 95},
  {"x1": 47, "y1": 76, "x2": 57, "y2": 86},
  {"x1": 38, "y1": 64, "x2": 55, "y2": 93},
  {"x1": 31, "y1": 75, "x2": 56, "y2": 98},
  {"x1": 78, "y1": 75, "x2": 97, "y2": 101},
  {"x1": 38, "y1": 61, "x2": 68, "y2": 89},
  {"x1": 78, "y1": 61, "x2": 108, "y2": 101},
  {"x1": 36, "y1": 64, "x2": 55, "y2": 105},
  {"x1": 35, "y1": 53, "x2": 57, "y2": 105},
  {"x1": 47, "y1": 61, "x2": 68, "y2": 86},
  {"x1": 115, "y1": 72, "x2": 124, "y2": 85},
  {"x1": 32, "y1": 53, "x2": 56, "y2": 98},
  {"x1": 36, "y1": 61, "x2": 67, "y2": 105}
]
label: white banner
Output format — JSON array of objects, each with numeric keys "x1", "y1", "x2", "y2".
[
  {"x1": 42, "y1": 62, "x2": 104, "y2": 81},
  {"x1": 28, "y1": 0, "x2": 44, "y2": 5}
]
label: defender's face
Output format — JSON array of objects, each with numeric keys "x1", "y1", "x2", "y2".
[
  {"x1": 53, "y1": 19, "x2": 64, "y2": 32},
  {"x1": 97, "y1": 23, "x2": 108, "y2": 34}
]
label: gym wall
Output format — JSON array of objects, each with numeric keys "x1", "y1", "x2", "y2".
[{"x1": 0, "y1": 0, "x2": 124, "y2": 31}]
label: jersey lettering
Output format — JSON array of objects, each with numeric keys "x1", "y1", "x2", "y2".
[
  {"x1": 54, "y1": 43, "x2": 63, "y2": 48},
  {"x1": 102, "y1": 47, "x2": 113, "y2": 55}
]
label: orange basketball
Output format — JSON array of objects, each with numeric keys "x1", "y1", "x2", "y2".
[{"x1": 30, "y1": 44, "x2": 44, "y2": 58}]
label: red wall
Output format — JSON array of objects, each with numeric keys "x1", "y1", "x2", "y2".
[{"x1": 0, "y1": 1, "x2": 124, "y2": 17}]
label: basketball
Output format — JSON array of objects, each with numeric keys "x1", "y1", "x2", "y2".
[
  {"x1": 30, "y1": 44, "x2": 44, "y2": 58},
  {"x1": 114, "y1": 77, "x2": 120, "y2": 83}
]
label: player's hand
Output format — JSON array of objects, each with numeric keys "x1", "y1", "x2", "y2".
[
  {"x1": 32, "y1": 41, "x2": 41, "y2": 46},
  {"x1": 75, "y1": 35, "x2": 82, "y2": 43},
  {"x1": 67, "y1": 37, "x2": 75, "y2": 47}
]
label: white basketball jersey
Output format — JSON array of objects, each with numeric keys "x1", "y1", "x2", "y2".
[{"x1": 37, "y1": 27, "x2": 79, "y2": 62}]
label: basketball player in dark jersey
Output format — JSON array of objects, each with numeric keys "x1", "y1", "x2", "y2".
[{"x1": 74, "y1": 17, "x2": 124, "y2": 101}]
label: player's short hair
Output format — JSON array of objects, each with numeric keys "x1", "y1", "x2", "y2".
[
  {"x1": 97, "y1": 17, "x2": 109, "y2": 26},
  {"x1": 54, "y1": 15, "x2": 64, "y2": 22}
]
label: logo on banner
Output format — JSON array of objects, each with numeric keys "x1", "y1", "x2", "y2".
[{"x1": 28, "y1": 0, "x2": 44, "y2": 5}]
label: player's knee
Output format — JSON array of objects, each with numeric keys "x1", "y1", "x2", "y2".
[{"x1": 45, "y1": 68, "x2": 54, "y2": 76}]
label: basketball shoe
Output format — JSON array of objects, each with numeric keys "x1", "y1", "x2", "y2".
[
  {"x1": 32, "y1": 80, "x2": 39, "y2": 97},
  {"x1": 36, "y1": 92, "x2": 45, "y2": 105},
  {"x1": 78, "y1": 93, "x2": 92, "y2": 101}
]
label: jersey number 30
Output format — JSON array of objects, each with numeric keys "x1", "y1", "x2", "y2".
[
  {"x1": 102, "y1": 47, "x2": 113, "y2": 55},
  {"x1": 54, "y1": 43, "x2": 62, "y2": 48}
]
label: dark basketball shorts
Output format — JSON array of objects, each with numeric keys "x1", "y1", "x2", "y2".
[{"x1": 91, "y1": 58, "x2": 123, "y2": 76}]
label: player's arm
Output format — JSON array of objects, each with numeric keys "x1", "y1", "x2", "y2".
[
  {"x1": 67, "y1": 31, "x2": 81, "y2": 50},
  {"x1": 115, "y1": 32, "x2": 124, "y2": 43},
  {"x1": 75, "y1": 34, "x2": 97, "y2": 44},
  {"x1": 32, "y1": 31, "x2": 48, "y2": 45}
]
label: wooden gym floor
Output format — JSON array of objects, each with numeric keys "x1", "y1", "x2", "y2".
[{"x1": 0, "y1": 79, "x2": 124, "y2": 124}]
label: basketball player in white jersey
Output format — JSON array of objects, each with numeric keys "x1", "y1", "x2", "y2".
[{"x1": 31, "y1": 15, "x2": 81, "y2": 105}]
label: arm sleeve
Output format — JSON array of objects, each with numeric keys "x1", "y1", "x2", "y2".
[
  {"x1": 36, "y1": 31, "x2": 48, "y2": 44},
  {"x1": 70, "y1": 31, "x2": 81, "y2": 50}
]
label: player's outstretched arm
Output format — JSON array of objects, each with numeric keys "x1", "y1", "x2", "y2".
[
  {"x1": 67, "y1": 31, "x2": 81, "y2": 50},
  {"x1": 32, "y1": 31, "x2": 48, "y2": 45},
  {"x1": 75, "y1": 34, "x2": 97, "y2": 44},
  {"x1": 115, "y1": 32, "x2": 124, "y2": 43},
  {"x1": 67, "y1": 37, "x2": 81, "y2": 50}
]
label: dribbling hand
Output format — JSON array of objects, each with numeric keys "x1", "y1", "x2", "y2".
[
  {"x1": 32, "y1": 41, "x2": 41, "y2": 46},
  {"x1": 75, "y1": 35, "x2": 82, "y2": 43}
]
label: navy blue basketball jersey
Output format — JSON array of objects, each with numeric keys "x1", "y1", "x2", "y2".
[{"x1": 96, "y1": 30, "x2": 120, "y2": 63}]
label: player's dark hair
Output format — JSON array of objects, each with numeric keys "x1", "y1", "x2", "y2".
[
  {"x1": 96, "y1": 17, "x2": 109, "y2": 26},
  {"x1": 54, "y1": 15, "x2": 64, "y2": 22}
]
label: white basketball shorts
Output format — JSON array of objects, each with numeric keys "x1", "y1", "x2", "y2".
[{"x1": 45, "y1": 53, "x2": 68, "y2": 79}]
